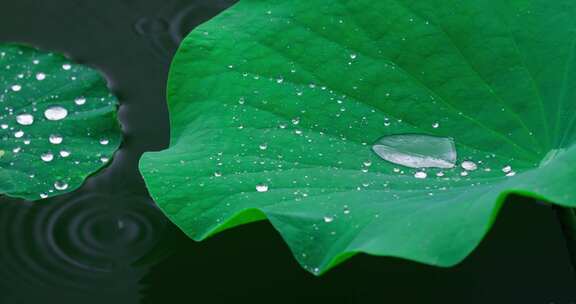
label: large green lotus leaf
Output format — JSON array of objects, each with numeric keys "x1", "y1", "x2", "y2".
[
  {"x1": 0, "y1": 44, "x2": 121, "y2": 200},
  {"x1": 140, "y1": 0, "x2": 576, "y2": 274}
]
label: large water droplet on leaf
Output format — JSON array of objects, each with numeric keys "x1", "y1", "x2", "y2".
[
  {"x1": 372, "y1": 134, "x2": 457, "y2": 169},
  {"x1": 44, "y1": 106, "x2": 68, "y2": 121},
  {"x1": 16, "y1": 113, "x2": 34, "y2": 126}
]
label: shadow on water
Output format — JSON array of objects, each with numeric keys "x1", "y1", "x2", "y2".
[{"x1": 0, "y1": 1, "x2": 575, "y2": 303}]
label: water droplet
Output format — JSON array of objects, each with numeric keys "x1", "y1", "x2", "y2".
[
  {"x1": 323, "y1": 216, "x2": 334, "y2": 223},
  {"x1": 99, "y1": 138, "x2": 109, "y2": 145},
  {"x1": 16, "y1": 113, "x2": 34, "y2": 126},
  {"x1": 343, "y1": 205, "x2": 351, "y2": 215},
  {"x1": 502, "y1": 165, "x2": 512, "y2": 173},
  {"x1": 436, "y1": 171, "x2": 445, "y2": 177},
  {"x1": 14, "y1": 130, "x2": 24, "y2": 138},
  {"x1": 291, "y1": 117, "x2": 300, "y2": 125},
  {"x1": 49, "y1": 134, "x2": 63, "y2": 144},
  {"x1": 259, "y1": 143, "x2": 268, "y2": 150},
  {"x1": 36, "y1": 73, "x2": 46, "y2": 81},
  {"x1": 349, "y1": 53, "x2": 357, "y2": 60},
  {"x1": 11, "y1": 84, "x2": 21, "y2": 92},
  {"x1": 461, "y1": 160, "x2": 477, "y2": 171},
  {"x1": 74, "y1": 97, "x2": 86, "y2": 105},
  {"x1": 62, "y1": 64, "x2": 72, "y2": 70},
  {"x1": 214, "y1": 171, "x2": 222, "y2": 177},
  {"x1": 432, "y1": 122, "x2": 440, "y2": 128},
  {"x1": 372, "y1": 134, "x2": 456, "y2": 169},
  {"x1": 414, "y1": 171, "x2": 427, "y2": 179},
  {"x1": 39, "y1": 193, "x2": 48, "y2": 199},
  {"x1": 256, "y1": 184, "x2": 269, "y2": 192},
  {"x1": 59, "y1": 150, "x2": 70, "y2": 157},
  {"x1": 41, "y1": 152, "x2": 54, "y2": 162},
  {"x1": 54, "y1": 181, "x2": 68, "y2": 190},
  {"x1": 44, "y1": 106, "x2": 68, "y2": 121}
]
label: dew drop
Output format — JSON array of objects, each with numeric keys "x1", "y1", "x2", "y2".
[
  {"x1": 49, "y1": 134, "x2": 63, "y2": 144},
  {"x1": 343, "y1": 205, "x2": 351, "y2": 215},
  {"x1": 14, "y1": 130, "x2": 24, "y2": 138},
  {"x1": 44, "y1": 106, "x2": 68, "y2": 121},
  {"x1": 414, "y1": 171, "x2": 427, "y2": 179},
  {"x1": 59, "y1": 150, "x2": 70, "y2": 157},
  {"x1": 54, "y1": 181, "x2": 69, "y2": 190},
  {"x1": 461, "y1": 160, "x2": 478, "y2": 171},
  {"x1": 259, "y1": 143, "x2": 268, "y2": 150},
  {"x1": 41, "y1": 152, "x2": 54, "y2": 162},
  {"x1": 62, "y1": 64, "x2": 72, "y2": 70},
  {"x1": 74, "y1": 97, "x2": 86, "y2": 105},
  {"x1": 11, "y1": 84, "x2": 21, "y2": 92},
  {"x1": 256, "y1": 184, "x2": 269, "y2": 192},
  {"x1": 16, "y1": 113, "x2": 34, "y2": 126},
  {"x1": 36, "y1": 73, "x2": 46, "y2": 81},
  {"x1": 99, "y1": 138, "x2": 109, "y2": 145},
  {"x1": 323, "y1": 216, "x2": 334, "y2": 223}
]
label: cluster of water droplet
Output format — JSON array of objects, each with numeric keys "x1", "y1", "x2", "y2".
[
  {"x1": 152, "y1": 9, "x2": 543, "y2": 274},
  {"x1": 1, "y1": 47, "x2": 117, "y2": 199},
  {"x1": 185, "y1": 42, "x2": 524, "y2": 232}
]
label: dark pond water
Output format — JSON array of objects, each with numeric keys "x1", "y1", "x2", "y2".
[{"x1": 0, "y1": 1, "x2": 575, "y2": 303}]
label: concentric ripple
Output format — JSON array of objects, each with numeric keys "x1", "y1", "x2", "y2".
[{"x1": 0, "y1": 193, "x2": 168, "y2": 291}]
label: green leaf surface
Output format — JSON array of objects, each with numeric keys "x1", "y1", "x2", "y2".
[
  {"x1": 0, "y1": 44, "x2": 121, "y2": 200},
  {"x1": 140, "y1": 0, "x2": 576, "y2": 274}
]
